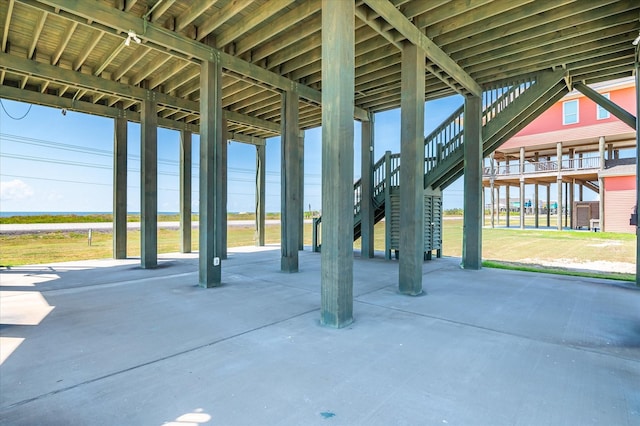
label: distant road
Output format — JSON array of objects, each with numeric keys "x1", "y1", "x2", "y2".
[{"x1": 0, "y1": 220, "x2": 295, "y2": 234}]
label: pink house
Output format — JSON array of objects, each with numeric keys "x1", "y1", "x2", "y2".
[{"x1": 484, "y1": 77, "x2": 637, "y2": 233}]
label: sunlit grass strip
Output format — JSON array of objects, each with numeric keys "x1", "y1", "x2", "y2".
[{"x1": 482, "y1": 260, "x2": 637, "y2": 283}]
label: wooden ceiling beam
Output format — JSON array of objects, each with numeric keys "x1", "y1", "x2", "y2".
[
  {"x1": 175, "y1": 0, "x2": 220, "y2": 32},
  {"x1": 149, "y1": 0, "x2": 176, "y2": 23},
  {"x1": 130, "y1": 54, "x2": 172, "y2": 86},
  {"x1": 468, "y1": 28, "x2": 636, "y2": 78},
  {"x1": 251, "y1": 15, "x2": 321, "y2": 65},
  {"x1": 148, "y1": 59, "x2": 191, "y2": 89},
  {"x1": 196, "y1": 0, "x2": 252, "y2": 42},
  {"x1": 113, "y1": 45, "x2": 149, "y2": 81},
  {"x1": 427, "y1": 0, "x2": 572, "y2": 45},
  {"x1": 234, "y1": 0, "x2": 320, "y2": 57},
  {"x1": 30, "y1": 0, "x2": 369, "y2": 120},
  {"x1": 73, "y1": 31, "x2": 103, "y2": 71},
  {"x1": 362, "y1": 0, "x2": 481, "y2": 96},
  {"x1": 453, "y1": 10, "x2": 635, "y2": 66},
  {"x1": 51, "y1": 20, "x2": 77, "y2": 65},
  {"x1": 27, "y1": 11, "x2": 47, "y2": 59},
  {"x1": 443, "y1": 0, "x2": 626, "y2": 55},
  {"x1": 94, "y1": 38, "x2": 127, "y2": 76},
  {"x1": 0, "y1": 50, "x2": 280, "y2": 133},
  {"x1": 215, "y1": 0, "x2": 296, "y2": 49},
  {"x1": 2, "y1": 0, "x2": 15, "y2": 52},
  {"x1": 162, "y1": 66, "x2": 199, "y2": 94}
]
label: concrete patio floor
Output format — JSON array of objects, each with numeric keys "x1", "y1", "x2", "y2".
[{"x1": 1, "y1": 247, "x2": 639, "y2": 425}]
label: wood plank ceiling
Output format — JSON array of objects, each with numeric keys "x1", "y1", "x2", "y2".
[{"x1": 0, "y1": 0, "x2": 638, "y2": 142}]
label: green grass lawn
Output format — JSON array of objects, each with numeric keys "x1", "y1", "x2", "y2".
[{"x1": 0, "y1": 217, "x2": 636, "y2": 282}]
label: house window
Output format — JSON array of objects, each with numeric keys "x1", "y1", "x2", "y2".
[
  {"x1": 563, "y1": 99, "x2": 578, "y2": 125},
  {"x1": 597, "y1": 93, "x2": 610, "y2": 120}
]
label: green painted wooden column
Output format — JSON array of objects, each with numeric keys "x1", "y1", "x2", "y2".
[
  {"x1": 113, "y1": 104, "x2": 127, "y2": 259},
  {"x1": 220, "y1": 120, "x2": 228, "y2": 260},
  {"x1": 361, "y1": 112, "x2": 375, "y2": 258},
  {"x1": 256, "y1": 144, "x2": 266, "y2": 246},
  {"x1": 180, "y1": 129, "x2": 192, "y2": 253},
  {"x1": 281, "y1": 90, "x2": 300, "y2": 272},
  {"x1": 320, "y1": 0, "x2": 354, "y2": 327},
  {"x1": 199, "y1": 57, "x2": 223, "y2": 287},
  {"x1": 461, "y1": 95, "x2": 482, "y2": 270},
  {"x1": 141, "y1": 93, "x2": 157, "y2": 269},
  {"x1": 399, "y1": 43, "x2": 425, "y2": 295},
  {"x1": 299, "y1": 131, "x2": 305, "y2": 251}
]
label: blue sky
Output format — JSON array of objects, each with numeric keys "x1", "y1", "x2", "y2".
[{"x1": 0, "y1": 96, "x2": 469, "y2": 213}]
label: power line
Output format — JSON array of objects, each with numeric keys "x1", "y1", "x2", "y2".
[
  {"x1": 1, "y1": 132, "x2": 320, "y2": 178},
  {"x1": 0, "y1": 100, "x2": 32, "y2": 120}
]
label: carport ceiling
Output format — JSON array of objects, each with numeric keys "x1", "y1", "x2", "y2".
[{"x1": 1, "y1": 0, "x2": 638, "y2": 139}]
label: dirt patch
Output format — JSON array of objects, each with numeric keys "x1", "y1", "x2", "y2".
[{"x1": 521, "y1": 257, "x2": 635, "y2": 274}]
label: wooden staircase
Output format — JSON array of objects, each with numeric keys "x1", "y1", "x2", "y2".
[{"x1": 313, "y1": 70, "x2": 569, "y2": 253}]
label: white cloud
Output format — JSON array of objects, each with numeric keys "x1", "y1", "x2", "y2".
[{"x1": 0, "y1": 179, "x2": 34, "y2": 201}]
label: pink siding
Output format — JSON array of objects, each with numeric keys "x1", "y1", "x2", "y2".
[
  {"x1": 604, "y1": 175, "x2": 636, "y2": 234},
  {"x1": 516, "y1": 85, "x2": 637, "y2": 137}
]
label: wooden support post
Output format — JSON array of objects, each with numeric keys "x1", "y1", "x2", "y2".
[
  {"x1": 199, "y1": 57, "x2": 223, "y2": 287},
  {"x1": 534, "y1": 183, "x2": 539, "y2": 228},
  {"x1": 399, "y1": 42, "x2": 425, "y2": 292},
  {"x1": 220, "y1": 120, "x2": 228, "y2": 260},
  {"x1": 506, "y1": 185, "x2": 510, "y2": 227},
  {"x1": 180, "y1": 129, "x2": 192, "y2": 253},
  {"x1": 113, "y1": 104, "x2": 127, "y2": 259},
  {"x1": 281, "y1": 90, "x2": 300, "y2": 272},
  {"x1": 321, "y1": 0, "x2": 354, "y2": 327},
  {"x1": 569, "y1": 179, "x2": 575, "y2": 229},
  {"x1": 361, "y1": 112, "x2": 375, "y2": 258},
  {"x1": 489, "y1": 152, "x2": 495, "y2": 228},
  {"x1": 384, "y1": 150, "x2": 392, "y2": 260},
  {"x1": 141, "y1": 93, "x2": 157, "y2": 269},
  {"x1": 256, "y1": 144, "x2": 266, "y2": 246},
  {"x1": 299, "y1": 131, "x2": 305, "y2": 250},
  {"x1": 462, "y1": 95, "x2": 482, "y2": 270},
  {"x1": 496, "y1": 186, "x2": 500, "y2": 225},
  {"x1": 546, "y1": 183, "x2": 551, "y2": 228}
]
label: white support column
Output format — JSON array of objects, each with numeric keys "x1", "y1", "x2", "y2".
[
  {"x1": 141, "y1": 93, "x2": 158, "y2": 269},
  {"x1": 519, "y1": 146, "x2": 525, "y2": 230},
  {"x1": 461, "y1": 95, "x2": 483, "y2": 270},
  {"x1": 534, "y1": 152, "x2": 539, "y2": 228},
  {"x1": 199, "y1": 57, "x2": 223, "y2": 287},
  {"x1": 490, "y1": 152, "x2": 495, "y2": 228},
  {"x1": 506, "y1": 184, "x2": 510, "y2": 227},
  {"x1": 321, "y1": 0, "x2": 354, "y2": 327},
  {"x1": 281, "y1": 90, "x2": 300, "y2": 272}
]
